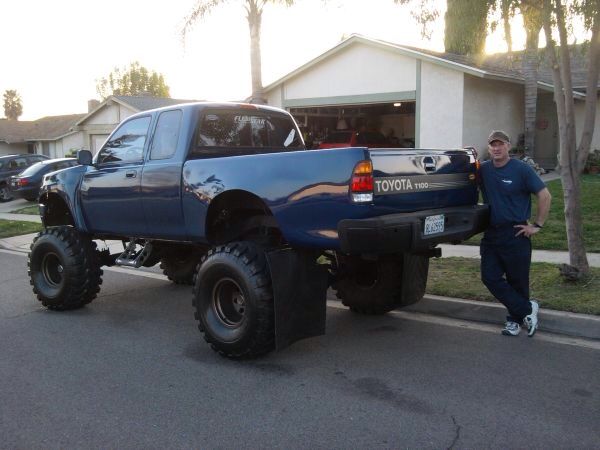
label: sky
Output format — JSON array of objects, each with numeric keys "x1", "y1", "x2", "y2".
[{"x1": 0, "y1": 0, "x2": 543, "y2": 121}]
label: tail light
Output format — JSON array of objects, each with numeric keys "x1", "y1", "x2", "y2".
[
  {"x1": 350, "y1": 160, "x2": 373, "y2": 203},
  {"x1": 17, "y1": 178, "x2": 30, "y2": 187}
]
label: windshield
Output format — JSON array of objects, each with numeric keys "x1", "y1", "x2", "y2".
[{"x1": 19, "y1": 162, "x2": 45, "y2": 176}]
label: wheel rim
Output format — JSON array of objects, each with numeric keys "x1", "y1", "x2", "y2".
[
  {"x1": 211, "y1": 277, "x2": 246, "y2": 328},
  {"x1": 41, "y1": 252, "x2": 64, "y2": 288},
  {"x1": 0, "y1": 186, "x2": 10, "y2": 201}
]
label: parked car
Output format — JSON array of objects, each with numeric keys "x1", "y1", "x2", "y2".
[
  {"x1": 317, "y1": 130, "x2": 391, "y2": 149},
  {"x1": 0, "y1": 154, "x2": 49, "y2": 202},
  {"x1": 9, "y1": 158, "x2": 78, "y2": 202}
]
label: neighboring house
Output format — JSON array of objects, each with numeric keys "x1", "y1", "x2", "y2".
[
  {"x1": 0, "y1": 96, "x2": 199, "y2": 158},
  {"x1": 74, "y1": 96, "x2": 200, "y2": 153},
  {"x1": 263, "y1": 34, "x2": 597, "y2": 169}
]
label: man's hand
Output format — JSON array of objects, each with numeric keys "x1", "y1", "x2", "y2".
[{"x1": 514, "y1": 224, "x2": 541, "y2": 238}]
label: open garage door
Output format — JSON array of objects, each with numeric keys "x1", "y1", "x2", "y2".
[{"x1": 289, "y1": 102, "x2": 415, "y2": 149}]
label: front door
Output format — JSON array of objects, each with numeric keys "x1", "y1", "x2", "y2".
[{"x1": 80, "y1": 115, "x2": 152, "y2": 236}]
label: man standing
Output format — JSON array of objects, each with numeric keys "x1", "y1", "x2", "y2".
[{"x1": 479, "y1": 131, "x2": 552, "y2": 337}]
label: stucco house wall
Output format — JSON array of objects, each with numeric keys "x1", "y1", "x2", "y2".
[
  {"x1": 419, "y1": 61, "x2": 464, "y2": 149},
  {"x1": 0, "y1": 142, "x2": 28, "y2": 156},
  {"x1": 462, "y1": 75, "x2": 524, "y2": 158},
  {"x1": 280, "y1": 43, "x2": 417, "y2": 107}
]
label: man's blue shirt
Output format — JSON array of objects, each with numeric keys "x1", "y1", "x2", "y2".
[{"x1": 480, "y1": 158, "x2": 546, "y2": 226}]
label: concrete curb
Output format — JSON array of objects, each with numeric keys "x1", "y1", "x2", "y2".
[{"x1": 406, "y1": 294, "x2": 600, "y2": 341}]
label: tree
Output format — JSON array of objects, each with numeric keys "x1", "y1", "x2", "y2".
[
  {"x1": 540, "y1": 0, "x2": 600, "y2": 276},
  {"x1": 3, "y1": 89, "x2": 23, "y2": 120},
  {"x1": 96, "y1": 62, "x2": 170, "y2": 99},
  {"x1": 182, "y1": 0, "x2": 295, "y2": 105},
  {"x1": 521, "y1": 0, "x2": 544, "y2": 157},
  {"x1": 444, "y1": 0, "x2": 493, "y2": 55}
]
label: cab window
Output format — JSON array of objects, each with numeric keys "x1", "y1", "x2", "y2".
[
  {"x1": 97, "y1": 116, "x2": 151, "y2": 164},
  {"x1": 150, "y1": 110, "x2": 182, "y2": 160}
]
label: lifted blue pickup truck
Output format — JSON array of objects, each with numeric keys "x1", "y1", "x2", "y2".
[{"x1": 28, "y1": 102, "x2": 488, "y2": 358}]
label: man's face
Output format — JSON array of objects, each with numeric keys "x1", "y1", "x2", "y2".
[{"x1": 488, "y1": 140, "x2": 510, "y2": 163}]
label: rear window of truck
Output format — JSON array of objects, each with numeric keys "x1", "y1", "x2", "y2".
[{"x1": 191, "y1": 110, "x2": 304, "y2": 157}]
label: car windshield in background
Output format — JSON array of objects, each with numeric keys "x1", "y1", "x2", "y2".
[
  {"x1": 0, "y1": 161, "x2": 4, "y2": 170},
  {"x1": 19, "y1": 162, "x2": 45, "y2": 177},
  {"x1": 196, "y1": 111, "x2": 304, "y2": 151},
  {"x1": 323, "y1": 132, "x2": 353, "y2": 143}
]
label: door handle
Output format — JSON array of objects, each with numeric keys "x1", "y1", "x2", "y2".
[{"x1": 125, "y1": 170, "x2": 137, "y2": 178}]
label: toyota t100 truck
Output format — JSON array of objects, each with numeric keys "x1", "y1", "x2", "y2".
[{"x1": 28, "y1": 102, "x2": 488, "y2": 359}]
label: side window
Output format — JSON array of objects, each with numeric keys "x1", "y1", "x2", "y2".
[
  {"x1": 150, "y1": 110, "x2": 182, "y2": 160},
  {"x1": 28, "y1": 155, "x2": 46, "y2": 164},
  {"x1": 10, "y1": 157, "x2": 28, "y2": 169},
  {"x1": 97, "y1": 116, "x2": 151, "y2": 165}
]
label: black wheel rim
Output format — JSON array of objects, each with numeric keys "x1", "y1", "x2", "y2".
[
  {"x1": 0, "y1": 186, "x2": 10, "y2": 201},
  {"x1": 41, "y1": 252, "x2": 64, "y2": 288},
  {"x1": 211, "y1": 277, "x2": 246, "y2": 328}
]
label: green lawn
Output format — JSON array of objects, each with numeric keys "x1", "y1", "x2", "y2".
[
  {"x1": 464, "y1": 174, "x2": 600, "y2": 252},
  {"x1": 427, "y1": 257, "x2": 600, "y2": 315},
  {"x1": 10, "y1": 205, "x2": 40, "y2": 215},
  {"x1": 0, "y1": 219, "x2": 42, "y2": 239}
]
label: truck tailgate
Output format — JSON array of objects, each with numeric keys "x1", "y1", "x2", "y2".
[{"x1": 369, "y1": 148, "x2": 478, "y2": 212}]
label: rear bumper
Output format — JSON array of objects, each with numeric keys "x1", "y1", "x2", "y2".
[{"x1": 338, "y1": 204, "x2": 489, "y2": 254}]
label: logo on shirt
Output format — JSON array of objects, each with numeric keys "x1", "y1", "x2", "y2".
[{"x1": 501, "y1": 179, "x2": 513, "y2": 184}]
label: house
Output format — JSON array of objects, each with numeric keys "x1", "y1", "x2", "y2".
[
  {"x1": 0, "y1": 96, "x2": 199, "y2": 158},
  {"x1": 263, "y1": 34, "x2": 596, "y2": 169},
  {"x1": 74, "y1": 96, "x2": 200, "y2": 153}
]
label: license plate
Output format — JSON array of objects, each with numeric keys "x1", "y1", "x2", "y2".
[{"x1": 424, "y1": 214, "x2": 445, "y2": 235}]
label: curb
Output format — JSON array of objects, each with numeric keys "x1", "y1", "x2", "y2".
[{"x1": 405, "y1": 294, "x2": 600, "y2": 341}]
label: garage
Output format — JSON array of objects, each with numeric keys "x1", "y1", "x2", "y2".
[{"x1": 288, "y1": 101, "x2": 415, "y2": 149}]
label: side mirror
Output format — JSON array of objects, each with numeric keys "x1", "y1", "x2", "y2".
[{"x1": 77, "y1": 149, "x2": 93, "y2": 166}]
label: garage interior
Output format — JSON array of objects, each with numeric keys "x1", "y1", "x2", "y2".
[{"x1": 289, "y1": 101, "x2": 416, "y2": 149}]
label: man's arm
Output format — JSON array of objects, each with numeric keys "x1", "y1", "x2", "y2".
[{"x1": 515, "y1": 187, "x2": 552, "y2": 237}]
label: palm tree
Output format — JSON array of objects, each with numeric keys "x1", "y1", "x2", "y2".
[{"x1": 182, "y1": 0, "x2": 295, "y2": 104}]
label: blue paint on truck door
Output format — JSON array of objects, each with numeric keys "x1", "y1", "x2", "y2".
[
  {"x1": 140, "y1": 109, "x2": 187, "y2": 240},
  {"x1": 80, "y1": 115, "x2": 151, "y2": 236}
]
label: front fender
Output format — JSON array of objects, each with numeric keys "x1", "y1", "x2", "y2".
[{"x1": 39, "y1": 165, "x2": 89, "y2": 232}]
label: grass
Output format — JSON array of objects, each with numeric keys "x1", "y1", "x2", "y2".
[
  {"x1": 427, "y1": 257, "x2": 600, "y2": 315},
  {"x1": 9, "y1": 205, "x2": 40, "y2": 215},
  {"x1": 0, "y1": 219, "x2": 42, "y2": 239},
  {"x1": 464, "y1": 174, "x2": 600, "y2": 252}
]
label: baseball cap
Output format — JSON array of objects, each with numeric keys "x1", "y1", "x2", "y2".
[{"x1": 488, "y1": 130, "x2": 510, "y2": 144}]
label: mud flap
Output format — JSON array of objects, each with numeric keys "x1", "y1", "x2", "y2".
[{"x1": 266, "y1": 248, "x2": 329, "y2": 351}]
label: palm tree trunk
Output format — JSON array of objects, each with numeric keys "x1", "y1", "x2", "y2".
[{"x1": 247, "y1": 0, "x2": 265, "y2": 104}]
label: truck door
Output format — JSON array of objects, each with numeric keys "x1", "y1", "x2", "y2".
[
  {"x1": 80, "y1": 115, "x2": 151, "y2": 236},
  {"x1": 140, "y1": 109, "x2": 186, "y2": 239}
]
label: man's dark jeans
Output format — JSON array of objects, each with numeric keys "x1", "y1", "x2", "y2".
[{"x1": 480, "y1": 224, "x2": 533, "y2": 323}]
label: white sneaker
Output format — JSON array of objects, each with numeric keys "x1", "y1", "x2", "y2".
[
  {"x1": 524, "y1": 300, "x2": 539, "y2": 337},
  {"x1": 501, "y1": 321, "x2": 521, "y2": 336}
]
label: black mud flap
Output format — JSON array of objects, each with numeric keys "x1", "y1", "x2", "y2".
[{"x1": 266, "y1": 248, "x2": 329, "y2": 351}]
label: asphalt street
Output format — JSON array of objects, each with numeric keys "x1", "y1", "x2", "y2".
[{"x1": 1, "y1": 249, "x2": 598, "y2": 449}]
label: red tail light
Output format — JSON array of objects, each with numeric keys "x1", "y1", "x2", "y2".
[
  {"x1": 350, "y1": 161, "x2": 373, "y2": 203},
  {"x1": 18, "y1": 178, "x2": 30, "y2": 187}
]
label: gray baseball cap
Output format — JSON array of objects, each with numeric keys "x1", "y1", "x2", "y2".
[{"x1": 488, "y1": 130, "x2": 510, "y2": 144}]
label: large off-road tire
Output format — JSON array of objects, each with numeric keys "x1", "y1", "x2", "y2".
[
  {"x1": 0, "y1": 184, "x2": 13, "y2": 202},
  {"x1": 28, "y1": 226, "x2": 103, "y2": 310},
  {"x1": 160, "y1": 251, "x2": 203, "y2": 285},
  {"x1": 192, "y1": 241, "x2": 275, "y2": 359},
  {"x1": 333, "y1": 254, "x2": 429, "y2": 315}
]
